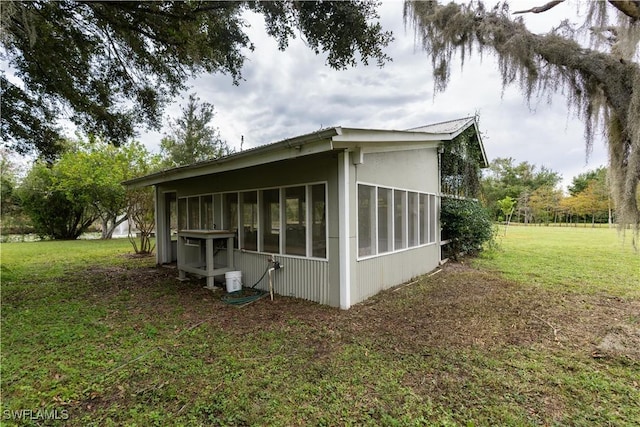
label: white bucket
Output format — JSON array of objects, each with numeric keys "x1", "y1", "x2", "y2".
[{"x1": 225, "y1": 271, "x2": 242, "y2": 293}]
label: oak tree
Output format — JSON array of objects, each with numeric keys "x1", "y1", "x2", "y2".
[{"x1": 1, "y1": 1, "x2": 392, "y2": 159}]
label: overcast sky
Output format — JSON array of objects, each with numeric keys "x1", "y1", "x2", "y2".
[{"x1": 144, "y1": 2, "x2": 604, "y2": 190}]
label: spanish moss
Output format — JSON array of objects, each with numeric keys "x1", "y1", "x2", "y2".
[{"x1": 405, "y1": 0, "x2": 640, "y2": 243}]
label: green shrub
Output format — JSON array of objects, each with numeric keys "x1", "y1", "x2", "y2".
[{"x1": 440, "y1": 197, "x2": 494, "y2": 259}]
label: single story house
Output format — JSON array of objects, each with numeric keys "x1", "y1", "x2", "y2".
[{"x1": 124, "y1": 117, "x2": 487, "y2": 309}]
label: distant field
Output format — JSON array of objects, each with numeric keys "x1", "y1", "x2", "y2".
[
  {"x1": 474, "y1": 225, "x2": 639, "y2": 298},
  {"x1": 1, "y1": 231, "x2": 639, "y2": 426}
]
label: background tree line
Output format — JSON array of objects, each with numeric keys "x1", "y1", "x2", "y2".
[
  {"x1": 0, "y1": 95, "x2": 230, "y2": 251},
  {"x1": 482, "y1": 158, "x2": 612, "y2": 227}
]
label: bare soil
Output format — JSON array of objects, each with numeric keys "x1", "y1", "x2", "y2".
[{"x1": 90, "y1": 260, "x2": 640, "y2": 362}]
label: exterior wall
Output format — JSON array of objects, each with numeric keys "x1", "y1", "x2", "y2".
[
  {"x1": 161, "y1": 153, "x2": 335, "y2": 196},
  {"x1": 350, "y1": 148, "x2": 440, "y2": 306},
  {"x1": 156, "y1": 152, "x2": 342, "y2": 307},
  {"x1": 354, "y1": 244, "x2": 439, "y2": 303},
  {"x1": 355, "y1": 148, "x2": 438, "y2": 193}
]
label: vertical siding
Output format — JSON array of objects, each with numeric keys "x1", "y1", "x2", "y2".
[
  {"x1": 214, "y1": 249, "x2": 330, "y2": 305},
  {"x1": 354, "y1": 245, "x2": 439, "y2": 303}
]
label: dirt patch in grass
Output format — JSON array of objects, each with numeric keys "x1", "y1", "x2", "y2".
[
  {"x1": 595, "y1": 325, "x2": 640, "y2": 359},
  {"x1": 331, "y1": 262, "x2": 638, "y2": 362},
  {"x1": 85, "y1": 261, "x2": 640, "y2": 362}
]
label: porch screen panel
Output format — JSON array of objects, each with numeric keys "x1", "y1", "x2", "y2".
[
  {"x1": 168, "y1": 194, "x2": 178, "y2": 239},
  {"x1": 429, "y1": 194, "x2": 437, "y2": 243},
  {"x1": 394, "y1": 190, "x2": 406, "y2": 250},
  {"x1": 201, "y1": 195, "x2": 214, "y2": 230},
  {"x1": 261, "y1": 189, "x2": 280, "y2": 254},
  {"x1": 377, "y1": 187, "x2": 392, "y2": 253},
  {"x1": 213, "y1": 194, "x2": 223, "y2": 229},
  {"x1": 311, "y1": 184, "x2": 327, "y2": 258},
  {"x1": 188, "y1": 197, "x2": 200, "y2": 230},
  {"x1": 178, "y1": 198, "x2": 187, "y2": 230},
  {"x1": 285, "y1": 186, "x2": 306, "y2": 256},
  {"x1": 419, "y1": 193, "x2": 428, "y2": 245},
  {"x1": 224, "y1": 193, "x2": 239, "y2": 248},
  {"x1": 358, "y1": 184, "x2": 376, "y2": 257},
  {"x1": 242, "y1": 191, "x2": 258, "y2": 251},
  {"x1": 408, "y1": 192, "x2": 419, "y2": 247}
]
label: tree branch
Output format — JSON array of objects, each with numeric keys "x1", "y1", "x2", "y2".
[
  {"x1": 513, "y1": 0, "x2": 565, "y2": 15},
  {"x1": 607, "y1": 0, "x2": 640, "y2": 20}
]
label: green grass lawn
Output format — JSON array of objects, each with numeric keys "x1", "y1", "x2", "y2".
[
  {"x1": 475, "y1": 225, "x2": 640, "y2": 297},
  {"x1": 1, "y1": 231, "x2": 639, "y2": 426}
]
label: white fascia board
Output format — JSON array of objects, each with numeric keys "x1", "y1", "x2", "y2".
[
  {"x1": 472, "y1": 121, "x2": 489, "y2": 168},
  {"x1": 331, "y1": 129, "x2": 445, "y2": 155},
  {"x1": 332, "y1": 128, "x2": 449, "y2": 145}
]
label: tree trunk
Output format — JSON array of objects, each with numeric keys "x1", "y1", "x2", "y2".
[
  {"x1": 101, "y1": 217, "x2": 110, "y2": 239},
  {"x1": 101, "y1": 214, "x2": 128, "y2": 239}
]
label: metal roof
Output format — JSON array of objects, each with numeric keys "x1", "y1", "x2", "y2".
[{"x1": 406, "y1": 116, "x2": 476, "y2": 135}]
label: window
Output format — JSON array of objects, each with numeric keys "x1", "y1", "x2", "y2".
[
  {"x1": 213, "y1": 193, "x2": 223, "y2": 228},
  {"x1": 242, "y1": 191, "x2": 258, "y2": 251},
  {"x1": 358, "y1": 185, "x2": 376, "y2": 257},
  {"x1": 178, "y1": 196, "x2": 210, "y2": 230},
  {"x1": 285, "y1": 186, "x2": 306, "y2": 256},
  {"x1": 357, "y1": 183, "x2": 438, "y2": 259},
  {"x1": 182, "y1": 183, "x2": 326, "y2": 258},
  {"x1": 394, "y1": 190, "x2": 406, "y2": 250},
  {"x1": 261, "y1": 189, "x2": 280, "y2": 253},
  {"x1": 377, "y1": 187, "x2": 392, "y2": 253},
  {"x1": 169, "y1": 199, "x2": 178, "y2": 240},
  {"x1": 408, "y1": 192, "x2": 419, "y2": 247},
  {"x1": 311, "y1": 184, "x2": 327, "y2": 258},
  {"x1": 188, "y1": 197, "x2": 200, "y2": 230}
]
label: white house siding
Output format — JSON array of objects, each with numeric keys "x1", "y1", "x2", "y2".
[
  {"x1": 353, "y1": 244, "x2": 439, "y2": 303},
  {"x1": 354, "y1": 148, "x2": 439, "y2": 193}
]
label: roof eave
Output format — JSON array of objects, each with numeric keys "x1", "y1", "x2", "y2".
[{"x1": 123, "y1": 127, "x2": 342, "y2": 188}]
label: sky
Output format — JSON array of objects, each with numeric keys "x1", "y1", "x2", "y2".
[{"x1": 138, "y1": 0, "x2": 609, "y2": 191}]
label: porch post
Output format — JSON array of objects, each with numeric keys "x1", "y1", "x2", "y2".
[
  {"x1": 338, "y1": 150, "x2": 351, "y2": 309},
  {"x1": 154, "y1": 186, "x2": 162, "y2": 265}
]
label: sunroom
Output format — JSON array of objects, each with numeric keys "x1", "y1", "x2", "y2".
[{"x1": 123, "y1": 117, "x2": 487, "y2": 309}]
